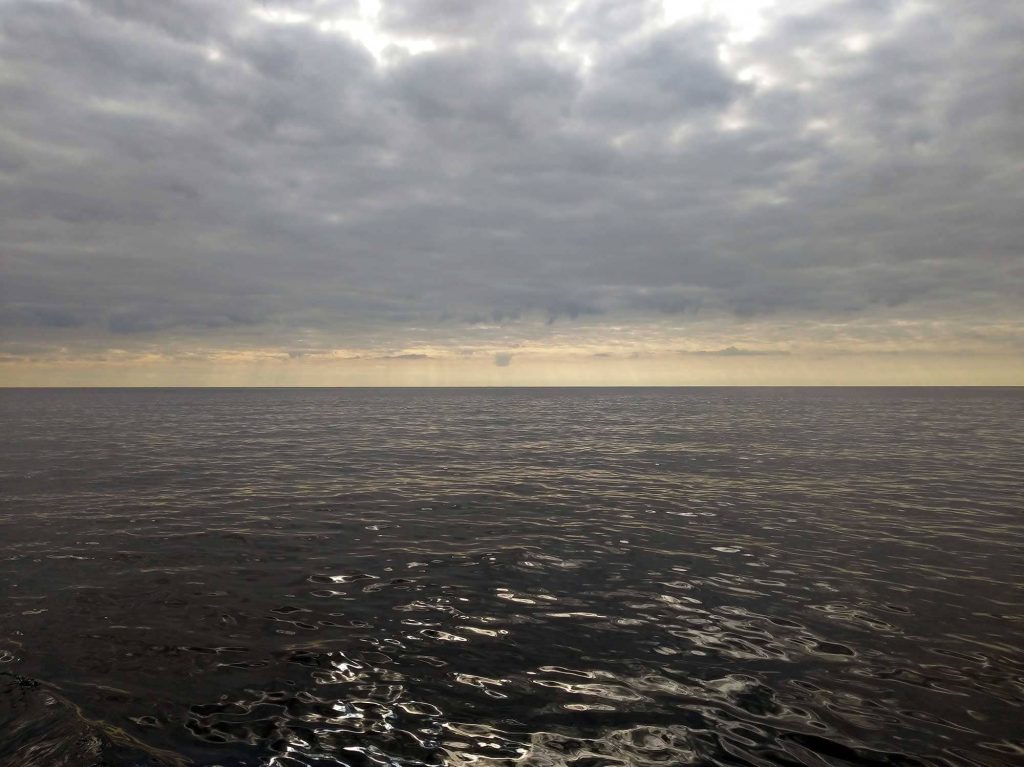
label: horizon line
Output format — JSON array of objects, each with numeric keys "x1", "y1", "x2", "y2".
[{"x1": 2, "y1": 385, "x2": 1021, "y2": 390}]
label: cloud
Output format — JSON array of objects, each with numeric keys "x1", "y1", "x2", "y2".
[
  {"x1": 0, "y1": 0, "x2": 1021, "y2": 368},
  {"x1": 682, "y1": 346, "x2": 789, "y2": 357},
  {"x1": 494, "y1": 352, "x2": 513, "y2": 367}
]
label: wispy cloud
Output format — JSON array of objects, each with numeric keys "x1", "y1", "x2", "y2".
[{"x1": 681, "y1": 347, "x2": 789, "y2": 357}]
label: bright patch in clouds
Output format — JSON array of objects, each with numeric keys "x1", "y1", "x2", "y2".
[
  {"x1": 253, "y1": 0, "x2": 438, "y2": 61},
  {"x1": 663, "y1": 0, "x2": 775, "y2": 41}
]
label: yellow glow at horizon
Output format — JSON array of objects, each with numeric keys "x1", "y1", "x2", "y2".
[{"x1": 3, "y1": 351, "x2": 1021, "y2": 388}]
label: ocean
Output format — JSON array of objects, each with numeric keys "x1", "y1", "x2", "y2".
[{"x1": 0, "y1": 387, "x2": 1021, "y2": 766}]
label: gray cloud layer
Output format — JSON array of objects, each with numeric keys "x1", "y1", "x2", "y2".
[{"x1": 1, "y1": 0, "x2": 1022, "y2": 358}]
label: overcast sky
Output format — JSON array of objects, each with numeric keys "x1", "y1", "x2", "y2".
[{"x1": 1, "y1": 0, "x2": 1022, "y2": 384}]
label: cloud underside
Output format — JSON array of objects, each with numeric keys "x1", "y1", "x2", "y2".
[{"x1": 1, "y1": 0, "x2": 1022, "y2": 375}]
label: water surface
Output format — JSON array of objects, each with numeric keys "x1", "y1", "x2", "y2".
[{"x1": 0, "y1": 388, "x2": 1022, "y2": 766}]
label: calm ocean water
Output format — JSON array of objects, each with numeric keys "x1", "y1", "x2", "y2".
[{"x1": 0, "y1": 388, "x2": 1022, "y2": 767}]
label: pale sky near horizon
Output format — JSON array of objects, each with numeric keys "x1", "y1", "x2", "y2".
[{"x1": 1, "y1": 0, "x2": 1022, "y2": 385}]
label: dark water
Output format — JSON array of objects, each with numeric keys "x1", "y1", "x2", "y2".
[{"x1": 1, "y1": 388, "x2": 1022, "y2": 767}]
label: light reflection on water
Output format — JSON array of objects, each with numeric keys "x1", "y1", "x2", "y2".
[{"x1": 0, "y1": 388, "x2": 1022, "y2": 766}]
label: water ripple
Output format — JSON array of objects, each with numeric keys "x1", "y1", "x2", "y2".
[{"x1": 0, "y1": 387, "x2": 1022, "y2": 766}]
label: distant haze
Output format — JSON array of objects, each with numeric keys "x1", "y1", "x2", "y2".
[{"x1": 1, "y1": 0, "x2": 1022, "y2": 385}]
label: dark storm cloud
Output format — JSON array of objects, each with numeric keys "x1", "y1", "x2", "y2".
[{"x1": 1, "y1": 0, "x2": 1021, "y2": 357}]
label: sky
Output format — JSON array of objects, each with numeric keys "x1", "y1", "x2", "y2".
[{"x1": 1, "y1": 0, "x2": 1022, "y2": 385}]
